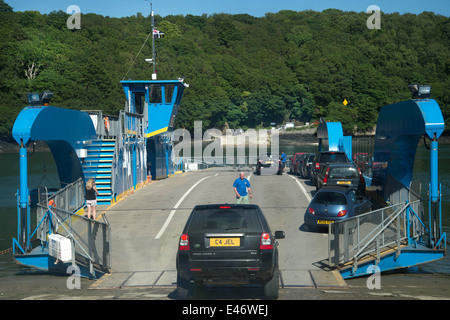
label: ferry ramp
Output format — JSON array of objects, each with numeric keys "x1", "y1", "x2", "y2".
[{"x1": 90, "y1": 168, "x2": 346, "y2": 292}]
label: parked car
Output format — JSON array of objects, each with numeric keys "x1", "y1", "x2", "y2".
[
  {"x1": 353, "y1": 153, "x2": 372, "y2": 173},
  {"x1": 256, "y1": 153, "x2": 282, "y2": 175},
  {"x1": 294, "y1": 153, "x2": 308, "y2": 176},
  {"x1": 176, "y1": 204, "x2": 285, "y2": 299},
  {"x1": 289, "y1": 152, "x2": 306, "y2": 175},
  {"x1": 299, "y1": 153, "x2": 315, "y2": 179},
  {"x1": 304, "y1": 187, "x2": 372, "y2": 229},
  {"x1": 310, "y1": 151, "x2": 349, "y2": 186},
  {"x1": 316, "y1": 163, "x2": 366, "y2": 193}
]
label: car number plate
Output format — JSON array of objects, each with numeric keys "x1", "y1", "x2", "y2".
[
  {"x1": 265, "y1": 161, "x2": 273, "y2": 164},
  {"x1": 337, "y1": 181, "x2": 351, "y2": 185},
  {"x1": 210, "y1": 238, "x2": 240, "y2": 247},
  {"x1": 317, "y1": 220, "x2": 334, "y2": 225}
]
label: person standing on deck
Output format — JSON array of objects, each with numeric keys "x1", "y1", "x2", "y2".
[
  {"x1": 85, "y1": 178, "x2": 99, "y2": 220},
  {"x1": 280, "y1": 151, "x2": 287, "y2": 173},
  {"x1": 233, "y1": 172, "x2": 252, "y2": 204}
]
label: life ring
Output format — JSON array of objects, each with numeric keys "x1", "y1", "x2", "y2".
[{"x1": 104, "y1": 117, "x2": 110, "y2": 131}]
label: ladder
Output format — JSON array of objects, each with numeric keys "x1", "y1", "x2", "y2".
[{"x1": 81, "y1": 139, "x2": 115, "y2": 205}]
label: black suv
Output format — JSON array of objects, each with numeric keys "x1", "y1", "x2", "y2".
[
  {"x1": 176, "y1": 204, "x2": 285, "y2": 299},
  {"x1": 310, "y1": 151, "x2": 349, "y2": 186}
]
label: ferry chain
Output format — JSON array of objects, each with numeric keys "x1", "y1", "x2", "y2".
[
  {"x1": 0, "y1": 247, "x2": 13, "y2": 255},
  {"x1": 0, "y1": 238, "x2": 40, "y2": 255}
]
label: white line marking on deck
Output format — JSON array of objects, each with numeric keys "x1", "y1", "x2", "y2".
[
  {"x1": 214, "y1": 173, "x2": 219, "y2": 177},
  {"x1": 289, "y1": 175, "x2": 312, "y2": 203},
  {"x1": 155, "y1": 176, "x2": 211, "y2": 240},
  {"x1": 247, "y1": 173, "x2": 252, "y2": 181}
]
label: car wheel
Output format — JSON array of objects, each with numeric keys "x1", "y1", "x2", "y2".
[
  {"x1": 177, "y1": 273, "x2": 193, "y2": 300},
  {"x1": 263, "y1": 268, "x2": 279, "y2": 300}
]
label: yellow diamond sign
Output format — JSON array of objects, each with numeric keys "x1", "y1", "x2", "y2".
[{"x1": 343, "y1": 99, "x2": 348, "y2": 106}]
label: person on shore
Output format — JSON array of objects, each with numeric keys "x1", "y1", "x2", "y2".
[
  {"x1": 233, "y1": 172, "x2": 252, "y2": 204},
  {"x1": 85, "y1": 178, "x2": 99, "y2": 220}
]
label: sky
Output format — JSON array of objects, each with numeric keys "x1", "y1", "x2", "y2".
[{"x1": 6, "y1": 0, "x2": 450, "y2": 18}]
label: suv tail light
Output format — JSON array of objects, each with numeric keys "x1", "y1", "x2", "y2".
[
  {"x1": 358, "y1": 168, "x2": 365, "y2": 183},
  {"x1": 323, "y1": 168, "x2": 330, "y2": 184},
  {"x1": 315, "y1": 162, "x2": 320, "y2": 170},
  {"x1": 308, "y1": 208, "x2": 315, "y2": 215},
  {"x1": 179, "y1": 234, "x2": 190, "y2": 250},
  {"x1": 260, "y1": 233, "x2": 273, "y2": 250}
]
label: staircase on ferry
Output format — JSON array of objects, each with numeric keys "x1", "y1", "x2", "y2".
[{"x1": 81, "y1": 139, "x2": 115, "y2": 205}]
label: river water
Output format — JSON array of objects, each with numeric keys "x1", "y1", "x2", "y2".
[{"x1": 0, "y1": 143, "x2": 449, "y2": 281}]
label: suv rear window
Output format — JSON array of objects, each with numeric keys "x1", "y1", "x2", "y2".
[
  {"x1": 320, "y1": 153, "x2": 348, "y2": 163},
  {"x1": 189, "y1": 208, "x2": 261, "y2": 233},
  {"x1": 314, "y1": 192, "x2": 347, "y2": 205},
  {"x1": 329, "y1": 167, "x2": 359, "y2": 179}
]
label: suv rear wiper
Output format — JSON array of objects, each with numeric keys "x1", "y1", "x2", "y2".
[{"x1": 223, "y1": 227, "x2": 241, "y2": 231}]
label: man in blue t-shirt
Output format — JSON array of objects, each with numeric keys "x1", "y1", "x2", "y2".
[
  {"x1": 280, "y1": 151, "x2": 287, "y2": 172},
  {"x1": 233, "y1": 172, "x2": 252, "y2": 204}
]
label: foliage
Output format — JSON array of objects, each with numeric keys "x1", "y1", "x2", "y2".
[{"x1": 0, "y1": 2, "x2": 449, "y2": 139}]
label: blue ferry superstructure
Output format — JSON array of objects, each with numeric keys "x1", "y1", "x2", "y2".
[
  {"x1": 10, "y1": 5, "x2": 188, "y2": 276},
  {"x1": 11, "y1": 76, "x2": 187, "y2": 276},
  {"x1": 317, "y1": 85, "x2": 447, "y2": 279}
]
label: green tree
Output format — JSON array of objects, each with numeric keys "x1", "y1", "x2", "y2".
[
  {"x1": 0, "y1": 5, "x2": 449, "y2": 139},
  {"x1": 0, "y1": 0, "x2": 12, "y2": 12}
]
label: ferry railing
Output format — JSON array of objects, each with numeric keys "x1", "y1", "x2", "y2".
[
  {"x1": 328, "y1": 200, "x2": 429, "y2": 274},
  {"x1": 173, "y1": 157, "x2": 184, "y2": 173},
  {"x1": 35, "y1": 204, "x2": 111, "y2": 275},
  {"x1": 36, "y1": 178, "x2": 85, "y2": 238},
  {"x1": 181, "y1": 155, "x2": 285, "y2": 172},
  {"x1": 119, "y1": 110, "x2": 144, "y2": 138},
  {"x1": 385, "y1": 174, "x2": 422, "y2": 205},
  {"x1": 38, "y1": 178, "x2": 85, "y2": 213},
  {"x1": 183, "y1": 155, "x2": 258, "y2": 171},
  {"x1": 35, "y1": 178, "x2": 111, "y2": 274},
  {"x1": 83, "y1": 110, "x2": 144, "y2": 139},
  {"x1": 83, "y1": 110, "x2": 120, "y2": 139}
]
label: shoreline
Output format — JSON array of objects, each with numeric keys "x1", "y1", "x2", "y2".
[
  {"x1": 2, "y1": 131, "x2": 450, "y2": 153},
  {"x1": 0, "y1": 140, "x2": 50, "y2": 153}
]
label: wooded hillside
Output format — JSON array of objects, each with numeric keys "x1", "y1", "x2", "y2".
[{"x1": 0, "y1": 0, "x2": 449, "y2": 139}]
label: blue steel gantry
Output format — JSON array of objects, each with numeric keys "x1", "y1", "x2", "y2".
[{"x1": 322, "y1": 93, "x2": 446, "y2": 278}]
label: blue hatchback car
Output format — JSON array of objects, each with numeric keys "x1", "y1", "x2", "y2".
[{"x1": 304, "y1": 186, "x2": 372, "y2": 229}]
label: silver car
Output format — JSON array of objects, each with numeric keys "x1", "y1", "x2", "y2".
[
  {"x1": 256, "y1": 154, "x2": 282, "y2": 175},
  {"x1": 304, "y1": 187, "x2": 372, "y2": 229}
]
